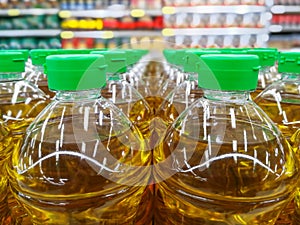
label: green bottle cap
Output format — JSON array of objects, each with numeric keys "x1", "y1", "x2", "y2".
[
  {"x1": 0, "y1": 51, "x2": 25, "y2": 72},
  {"x1": 173, "y1": 49, "x2": 187, "y2": 66},
  {"x1": 45, "y1": 54, "x2": 107, "y2": 91},
  {"x1": 198, "y1": 54, "x2": 260, "y2": 91},
  {"x1": 57, "y1": 48, "x2": 107, "y2": 54},
  {"x1": 2, "y1": 49, "x2": 29, "y2": 60},
  {"x1": 246, "y1": 48, "x2": 278, "y2": 67},
  {"x1": 137, "y1": 49, "x2": 149, "y2": 56},
  {"x1": 122, "y1": 49, "x2": 138, "y2": 67},
  {"x1": 133, "y1": 49, "x2": 145, "y2": 62},
  {"x1": 90, "y1": 50, "x2": 127, "y2": 74},
  {"x1": 218, "y1": 48, "x2": 249, "y2": 54},
  {"x1": 31, "y1": 49, "x2": 108, "y2": 66},
  {"x1": 184, "y1": 49, "x2": 221, "y2": 73},
  {"x1": 30, "y1": 49, "x2": 61, "y2": 66},
  {"x1": 278, "y1": 51, "x2": 300, "y2": 74},
  {"x1": 163, "y1": 49, "x2": 177, "y2": 64}
]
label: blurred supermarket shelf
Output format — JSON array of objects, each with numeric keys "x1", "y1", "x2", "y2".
[
  {"x1": 162, "y1": 5, "x2": 267, "y2": 15},
  {"x1": 0, "y1": 8, "x2": 59, "y2": 16},
  {"x1": 60, "y1": 30, "x2": 162, "y2": 39},
  {"x1": 59, "y1": 9, "x2": 162, "y2": 19},
  {"x1": 271, "y1": 5, "x2": 300, "y2": 14},
  {"x1": 162, "y1": 28, "x2": 269, "y2": 36},
  {"x1": 0, "y1": 29, "x2": 61, "y2": 37},
  {"x1": 270, "y1": 24, "x2": 300, "y2": 32}
]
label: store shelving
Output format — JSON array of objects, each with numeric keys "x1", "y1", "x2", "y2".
[
  {"x1": 162, "y1": 5, "x2": 267, "y2": 14},
  {"x1": 0, "y1": 29, "x2": 61, "y2": 37},
  {"x1": 271, "y1": 5, "x2": 300, "y2": 14},
  {"x1": 59, "y1": 9, "x2": 162, "y2": 18},
  {"x1": 162, "y1": 4, "x2": 271, "y2": 47},
  {"x1": 162, "y1": 27, "x2": 269, "y2": 36},
  {"x1": 0, "y1": 8, "x2": 59, "y2": 16},
  {"x1": 60, "y1": 30, "x2": 162, "y2": 39}
]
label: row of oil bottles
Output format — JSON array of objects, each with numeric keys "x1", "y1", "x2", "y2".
[{"x1": 0, "y1": 47, "x2": 299, "y2": 225}]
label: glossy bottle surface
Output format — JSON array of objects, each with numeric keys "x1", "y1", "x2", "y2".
[
  {"x1": 255, "y1": 75, "x2": 300, "y2": 225},
  {"x1": 0, "y1": 74, "x2": 49, "y2": 224},
  {"x1": 8, "y1": 90, "x2": 152, "y2": 225},
  {"x1": 154, "y1": 91, "x2": 299, "y2": 225}
]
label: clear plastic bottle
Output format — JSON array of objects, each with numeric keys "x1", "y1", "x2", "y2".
[
  {"x1": 0, "y1": 122, "x2": 12, "y2": 224},
  {"x1": 26, "y1": 49, "x2": 108, "y2": 99},
  {"x1": 157, "y1": 49, "x2": 220, "y2": 126},
  {"x1": 154, "y1": 54, "x2": 299, "y2": 225},
  {"x1": 8, "y1": 54, "x2": 153, "y2": 225},
  {"x1": 1, "y1": 49, "x2": 31, "y2": 78},
  {"x1": 0, "y1": 51, "x2": 49, "y2": 224},
  {"x1": 91, "y1": 50, "x2": 153, "y2": 143},
  {"x1": 123, "y1": 49, "x2": 152, "y2": 98},
  {"x1": 27, "y1": 49, "x2": 59, "y2": 98},
  {"x1": 247, "y1": 48, "x2": 279, "y2": 99},
  {"x1": 158, "y1": 49, "x2": 187, "y2": 98},
  {"x1": 254, "y1": 51, "x2": 300, "y2": 225}
]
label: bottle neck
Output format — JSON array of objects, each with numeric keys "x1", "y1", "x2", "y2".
[
  {"x1": 203, "y1": 89, "x2": 250, "y2": 103},
  {"x1": 260, "y1": 66, "x2": 272, "y2": 73},
  {"x1": 107, "y1": 72, "x2": 123, "y2": 81},
  {"x1": 0, "y1": 72, "x2": 23, "y2": 82},
  {"x1": 36, "y1": 65, "x2": 44, "y2": 73},
  {"x1": 55, "y1": 89, "x2": 101, "y2": 101},
  {"x1": 281, "y1": 72, "x2": 300, "y2": 81}
]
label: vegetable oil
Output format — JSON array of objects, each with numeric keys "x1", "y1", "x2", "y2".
[
  {"x1": 0, "y1": 51, "x2": 49, "y2": 224},
  {"x1": 8, "y1": 54, "x2": 152, "y2": 224},
  {"x1": 154, "y1": 54, "x2": 299, "y2": 225},
  {"x1": 255, "y1": 51, "x2": 300, "y2": 225}
]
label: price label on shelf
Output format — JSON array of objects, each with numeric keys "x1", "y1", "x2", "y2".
[{"x1": 8, "y1": 9, "x2": 20, "y2": 16}]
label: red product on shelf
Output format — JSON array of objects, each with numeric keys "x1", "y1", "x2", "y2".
[
  {"x1": 135, "y1": 16, "x2": 154, "y2": 29},
  {"x1": 118, "y1": 16, "x2": 136, "y2": 30},
  {"x1": 103, "y1": 18, "x2": 119, "y2": 30},
  {"x1": 153, "y1": 16, "x2": 163, "y2": 29}
]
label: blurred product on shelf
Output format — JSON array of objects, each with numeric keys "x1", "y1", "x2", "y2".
[
  {"x1": 272, "y1": 14, "x2": 300, "y2": 31},
  {"x1": 0, "y1": 37, "x2": 61, "y2": 49},
  {"x1": 0, "y1": 15, "x2": 60, "y2": 30},
  {"x1": 59, "y1": 0, "x2": 161, "y2": 10},
  {"x1": 61, "y1": 16, "x2": 163, "y2": 30},
  {"x1": 61, "y1": 17, "x2": 104, "y2": 30},
  {"x1": 61, "y1": 36, "x2": 164, "y2": 49},
  {"x1": 165, "y1": 34, "x2": 266, "y2": 48},
  {"x1": 268, "y1": 34, "x2": 300, "y2": 50},
  {"x1": 273, "y1": 0, "x2": 300, "y2": 4},
  {"x1": 163, "y1": 0, "x2": 265, "y2": 6},
  {"x1": 0, "y1": 0, "x2": 59, "y2": 9},
  {"x1": 164, "y1": 12, "x2": 267, "y2": 28}
]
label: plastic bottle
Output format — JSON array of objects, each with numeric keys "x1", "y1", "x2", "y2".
[
  {"x1": 0, "y1": 122, "x2": 12, "y2": 224},
  {"x1": 27, "y1": 49, "x2": 108, "y2": 98},
  {"x1": 158, "y1": 49, "x2": 187, "y2": 98},
  {"x1": 123, "y1": 49, "x2": 151, "y2": 98},
  {"x1": 154, "y1": 54, "x2": 299, "y2": 225},
  {"x1": 8, "y1": 54, "x2": 152, "y2": 224},
  {"x1": 156, "y1": 49, "x2": 205, "y2": 127},
  {"x1": 91, "y1": 50, "x2": 153, "y2": 142},
  {"x1": 27, "y1": 49, "x2": 58, "y2": 98},
  {"x1": 246, "y1": 48, "x2": 279, "y2": 99},
  {"x1": 0, "y1": 51, "x2": 49, "y2": 224},
  {"x1": 1, "y1": 49, "x2": 31, "y2": 78},
  {"x1": 254, "y1": 51, "x2": 300, "y2": 225}
]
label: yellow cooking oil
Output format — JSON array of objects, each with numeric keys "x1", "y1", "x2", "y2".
[
  {"x1": 153, "y1": 54, "x2": 299, "y2": 225},
  {"x1": 154, "y1": 122, "x2": 298, "y2": 225},
  {"x1": 8, "y1": 120, "x2": 152, "y2": 224},
  {"x1": 8, "y1": 54, "x2": 153, "y2": 225},
  {"x1": 0, "y1": 51, "x2": 49, "y2": 224}
]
